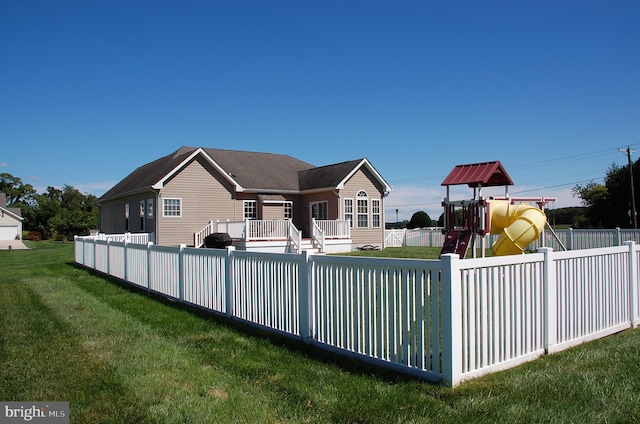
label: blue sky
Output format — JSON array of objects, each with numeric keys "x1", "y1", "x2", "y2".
[{"x1": 1, "y1": 1, "x2": 639, "y2": 221}]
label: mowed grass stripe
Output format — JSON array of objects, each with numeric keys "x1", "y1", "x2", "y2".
[
  {"x1": 5, "y1": 275, "x2": 288, "y2": 423},
  {"x1": 3, "y1": 242, "x2": 640, "y2": 423}
]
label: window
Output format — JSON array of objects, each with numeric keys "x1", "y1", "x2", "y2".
[
  {"x1": 356, "y1": 191, "x2": 368, "y2": 228},
  {"x1": 310, "y1": 201, "x2": 328, "y2": 220},
  {"x1": 244, "y1": 200, "x2": 257, "y2": 219},
  {"x1": 344, "y1": 198, "x2": 353, "y2": 227},
  {"x1": 139, "y1": 201, "x2": 145, "y2": 231},
  {"x1": 124, "y1": 203, "x2": 130, "y2": 231},
  {"x1": 372, "y1": 199, "x2": 381, "y2": 228},
  {"x1": 147, "y1": 198, "x2": 153, "y2": 218},
  {"x1": 284, "y1": 201, "x2": 293, "y2": 219},
  {"x1": 163, "y1": 198, "x2": 182, "y2": 217}
]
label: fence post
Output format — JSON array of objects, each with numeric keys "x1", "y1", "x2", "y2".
[
  {"x1": 441, "y1": 253, "x2": 462, "y2": 387},
  {"x1": 106, "y1": 239, "x2": 111, "y2": 276},
  {"x1": 616, "y1": 227, "x2": 622, "y2": 246},
  {"x1": 146, "y1": 242, "x2": 153, "y2": 291},
  {"x1": 123, "y1": 238, "x2": 128, "y2": 283},
  {"x1": 92, "y1": 238, "x2": 97, "y2": 270},
  {"x1": 568, "y1": 228, "x2": 573, "y2": 250},
  {"x1": 178, "y1": 244, "x2": 186, "y2": 302},
  {"x1": 625, "y1": 241, "x2": 638, "y2": 327},
  {"x1": 298, "y1": 251, "x2": 313, "y2": 343},
  {"x1": 538, "y1": 247, "x2": 557, "y2": 353},
  {"x1": 224, "y1": 246, "x2": 236, "y2": 318}
]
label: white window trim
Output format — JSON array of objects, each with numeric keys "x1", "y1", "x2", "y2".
[
  {"x1": 372, "y1": 198, "x2": 381, "y2": 228},
  {"x1": 284, "y1": 201, "x2": 293, "y2": 219},
  {"x1": 344, "y1": 198, "x2": 354, "y2": 228},
  {"x1": 356, "y1": 190, "x2": 368, "y2": 228},
  {"x1": 147, "y1": 198, "x2": 154, "y2": 218},
  {"x1": 163, "y1": 198, "x2": 182, "y2": 218},
  {"x1": 244, "y1": 200, "x2": 257, "y2": 219}
]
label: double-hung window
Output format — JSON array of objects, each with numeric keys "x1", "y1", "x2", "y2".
[
  {"x1": 139, "y1": 201, "x2": 145, "y2": 230},
  {"x1": 372, "y1": 199, "x2": 381, "y2": 228},
  {"x1": 344, "y1": 198, "x2": 354, "y2": 227},
  {"x1": 356, "y1": 191, "x2": 368, "y2": 228}
]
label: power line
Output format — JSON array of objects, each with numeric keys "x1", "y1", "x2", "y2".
[
  {"x1": 387, "y1": 144, "x2": 637, "y2": 187},
  {"x1": 385, "y1": 177, "x2": 606, "y2": 209}
]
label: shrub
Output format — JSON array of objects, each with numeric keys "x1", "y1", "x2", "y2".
[{"x1": 26, "y1": 230, "x2": 42, "y2": 241}]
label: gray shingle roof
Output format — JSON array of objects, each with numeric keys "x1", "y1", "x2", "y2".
[
  {"x1": 99, "y1": 147, "x2": 197, "y2": 201},
  {"x1": 200, "y1": 147, "x2": 314, "y2": 191},
  {"x1": 98, "y1": 147, "x2": 384, "y2": 202},
  {"x1": 298, "y1": 159, "x2": 363, "y2": 190}
]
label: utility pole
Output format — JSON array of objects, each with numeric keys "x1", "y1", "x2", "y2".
[{"x1": 619, "y1": 146, "x2": 637, "y2": 229}]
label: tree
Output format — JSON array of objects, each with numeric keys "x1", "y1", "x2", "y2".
[
  {"x1": 572, "y1": 181, "x2": 609, "y2": 228},
  {"x1": 0, "y1": 172, "x2": 36, "y2": 205},
  {"x1": 49, "y1": 185, "x2": 98, "y2": 241},
  {"x1": 31, "y1": 186, "x2": 64, "y2": 239},
  {"x1": 573, "y1": 159, "x2": 640, "y2": 228},
  {"x1": 407, "y1": 211, "x2": 432, "y2": 229},
  {"x1": 544, "y1": 207, "x2": 587, "y2": 227}
]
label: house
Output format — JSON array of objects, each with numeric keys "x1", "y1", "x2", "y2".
[
  {"x1": 97, "y1": 147, "x2": 392, "y2": 252},
  {"x1": 0, "y1": 192, "x2": 26, "y2": 248}
]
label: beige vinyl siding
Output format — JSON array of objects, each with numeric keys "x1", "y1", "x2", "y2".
[
  {"x1": 158, "y1": 156, "x2": 236, "y2": 246},
  {"x1": 262, "y1": 203, "x2": 284, "y2": 220},
  {"x1": 341, "y1": 168, "x2": 385, "y2": 246}
]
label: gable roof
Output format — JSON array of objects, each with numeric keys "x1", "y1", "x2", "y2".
[
  {"x1": 441, "y1": 161, "x2": 514, "y2": 188},
  {"x1": 299, "y1": 158, "x2": 392, "y2": 193},
  {"x1": 0, "y1": 206, "x2": 23, "y2": 221},
  {"x1": 0, "y1": 192, "x2": 23, "y2": 221},
  {"x1": 99, "y1": 147, "x2": 391, "y2": 202}
]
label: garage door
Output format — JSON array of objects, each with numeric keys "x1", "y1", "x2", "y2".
[{"x1": 0, "y1": 225, "x2": 18, "y2": 240}]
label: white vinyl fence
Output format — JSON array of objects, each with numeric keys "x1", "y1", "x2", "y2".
[
  {"x1": 75, "y1": 236, "x2": 640, "y2": 386},
  {"x1": 385, "y1": 227, "x2": 640, "y2": 251}
]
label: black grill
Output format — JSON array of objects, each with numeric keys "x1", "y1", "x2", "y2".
[{"x1": 203, "y1": 233, "x2": 232, "y2": 248}]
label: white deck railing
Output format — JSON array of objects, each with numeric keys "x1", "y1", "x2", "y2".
[
  {"x1": 288, "y1": 220, "x2": 302, "y2": 253},
  {"x1": 75, "y1": 235, "x2": 640, "y2": 387},
  {"x1": 196, "y1": 219, "x2": 350, "y2": 250},
  {"x1": 194, "y1": 221, "x2": 215, "y2": 248},
  {"x1": 311, "y1": 219, "x2": 325, "y2": 253},
  {"x1": 313, "y1": 219, "x2": 351, "y2": 238},
  {"x1": 89, "y1": 232, "x2": 153, "y2": 245}
]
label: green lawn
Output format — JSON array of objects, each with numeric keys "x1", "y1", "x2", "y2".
[{"x1": 2, "y1": 242, "x2": 640, "y2": 423}]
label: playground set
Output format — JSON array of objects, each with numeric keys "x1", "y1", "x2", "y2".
[{"x1": 440, "y1": 161, "x2": 556, "y2": 257}]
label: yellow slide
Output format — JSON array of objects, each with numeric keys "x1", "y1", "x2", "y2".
[{"x1": 490, "y1": 200, "x2": 546, "y2": 256}]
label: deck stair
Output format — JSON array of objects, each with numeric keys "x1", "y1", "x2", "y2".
[{"x1": 299, "y1": 238, "x2": 324, "y2": 254}]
